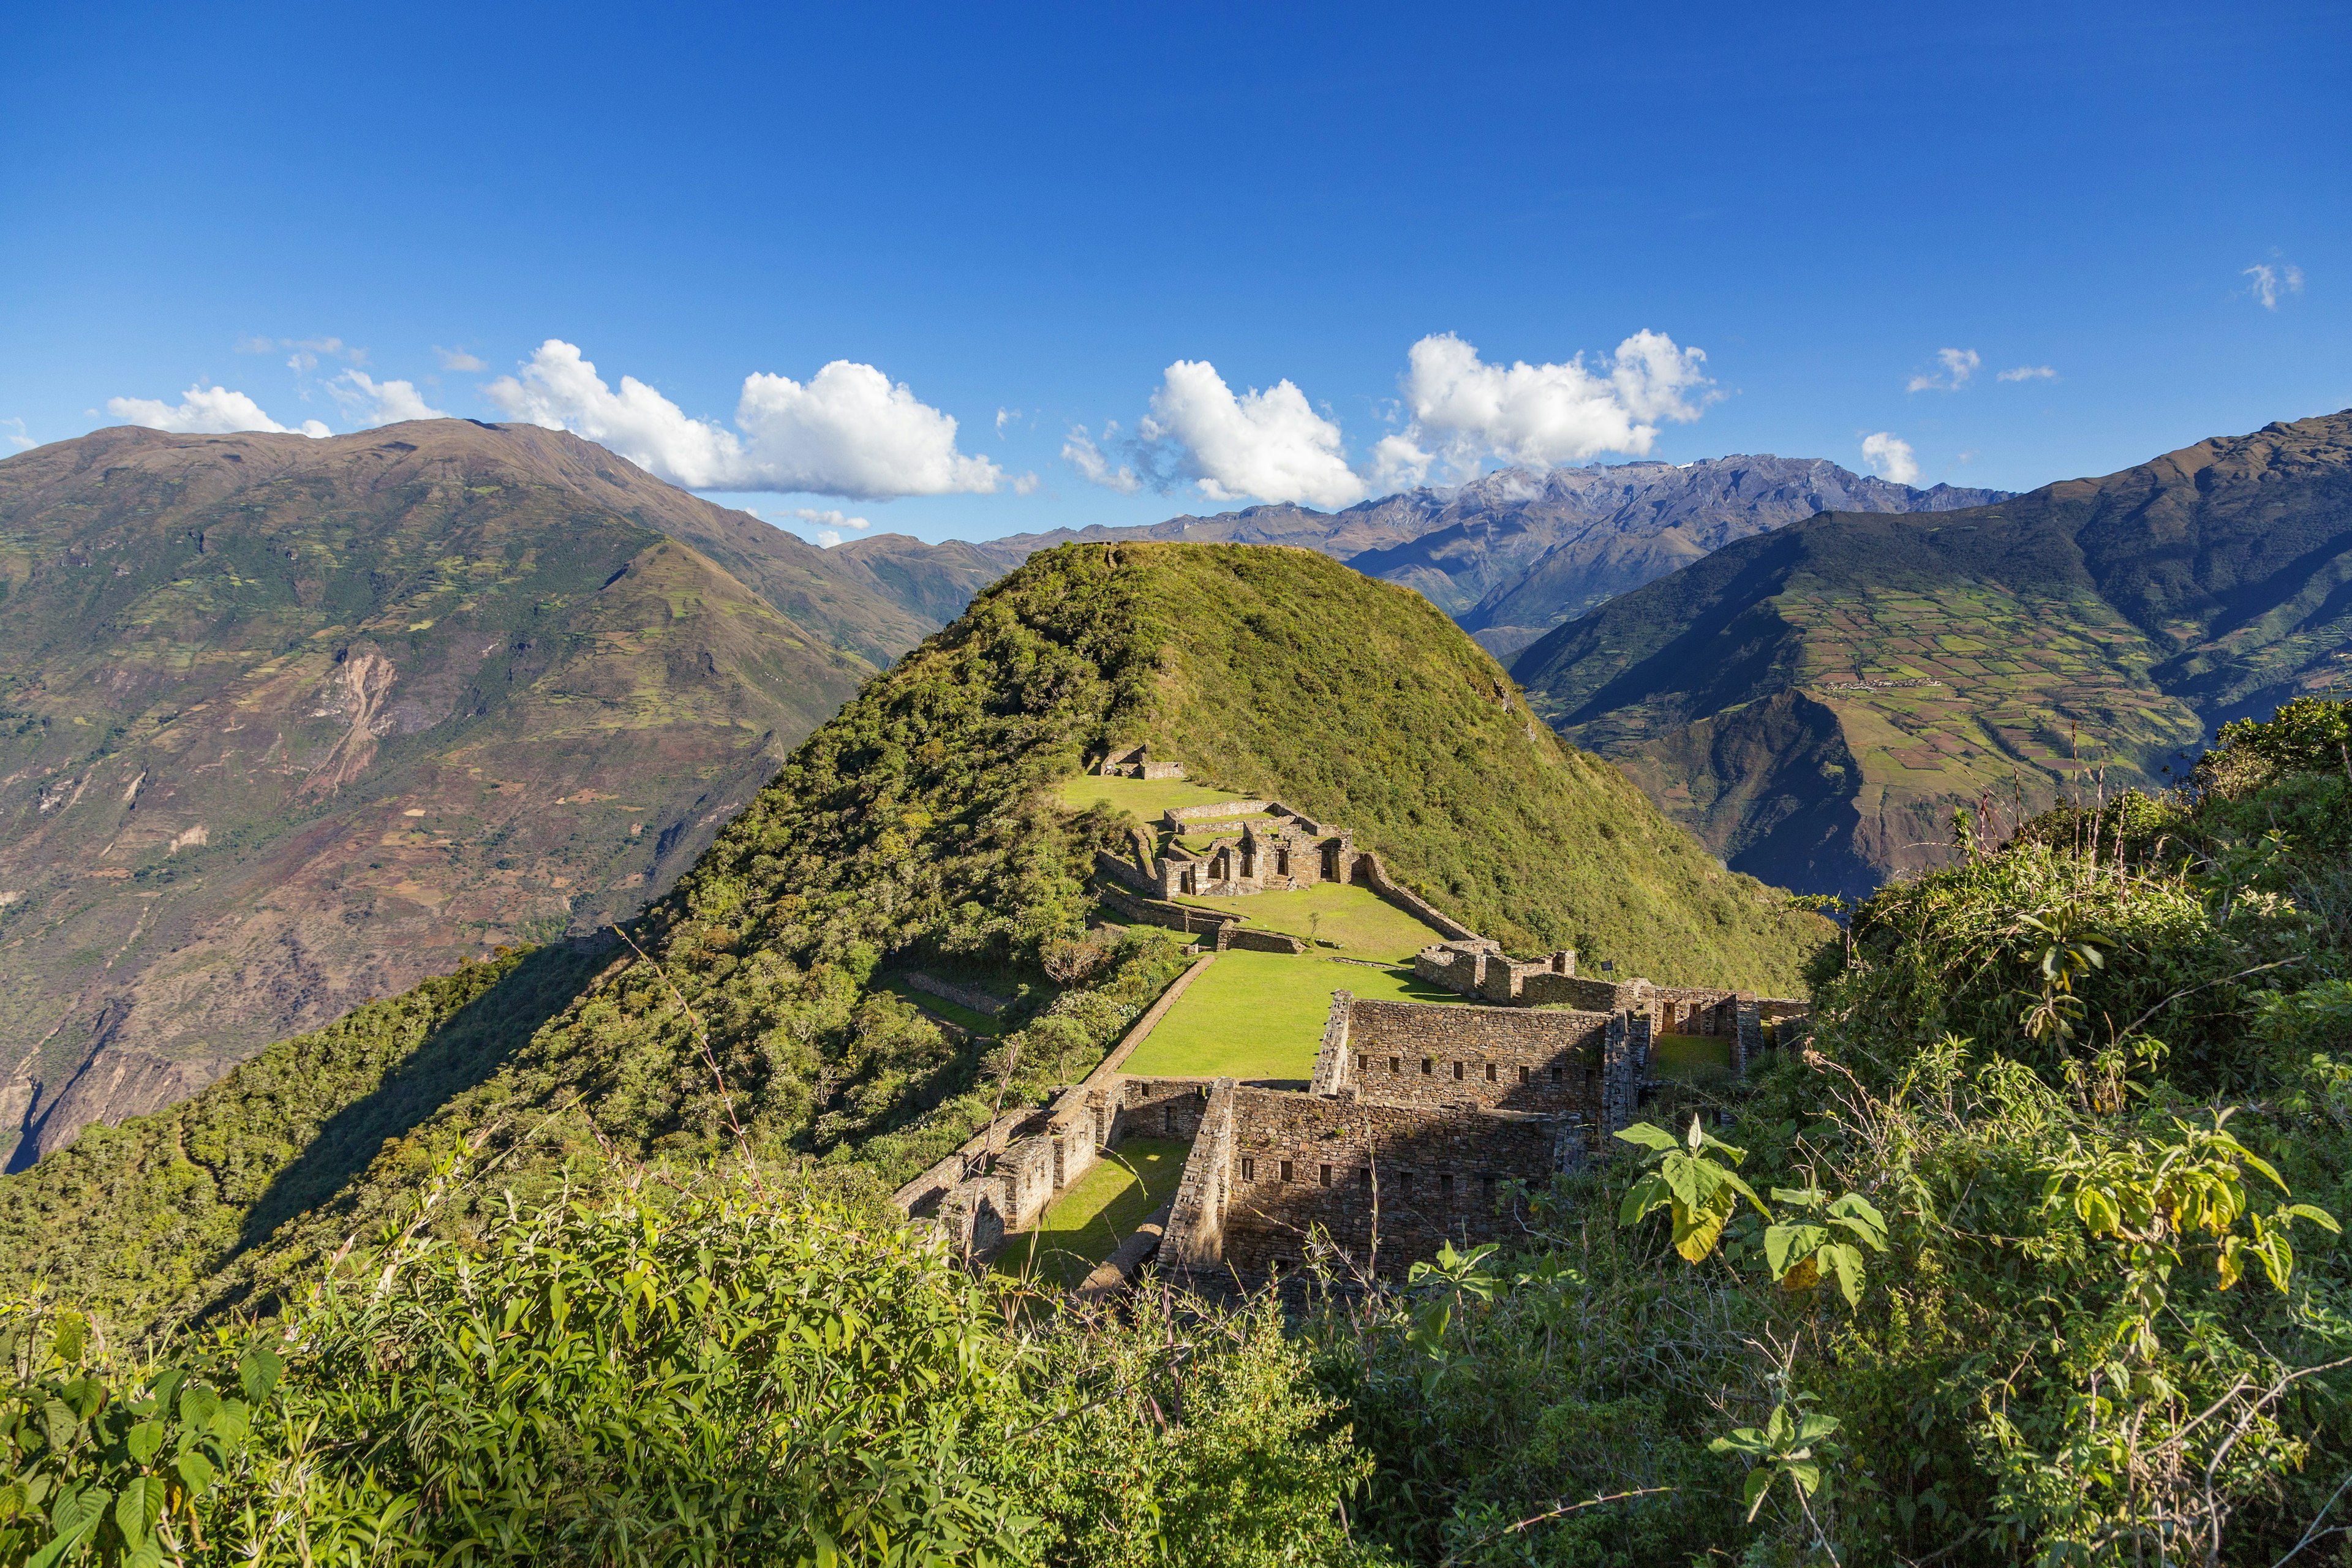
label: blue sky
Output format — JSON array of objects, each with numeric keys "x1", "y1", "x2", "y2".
[{"x1": 2, "y1": 1, "x2": 2343, "y2": 545}]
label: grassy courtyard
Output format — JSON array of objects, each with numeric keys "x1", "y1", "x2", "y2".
[
  {"x1": 1175, "y1": 881, "x2": 1444, "y2": 964},
  {"x1": 993, "y1": 1137, "x2": 1192, "y2": 1288},
  {"x1": 1057, "y1": 772, "x2": 1254, "y2": 820},
  {"x1": 1653, "y1": 1032, "x2": 1735, "y2": 1080},
  {"x1": 1121, "y1": 950, "x2": 1468, "y2": 1080}
]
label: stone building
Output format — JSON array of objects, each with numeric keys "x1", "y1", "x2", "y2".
[
  {"x1": 894, "y1": 772, "x2": 1811, "y2": 1292},
  {"x1": 1091, "y1": 744, "x2": 1186, "y2": 779}
]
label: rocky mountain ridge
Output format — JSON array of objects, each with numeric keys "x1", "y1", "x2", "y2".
[{"x1": 839, "y1": 455, "x2": 2005, "y2": 655}]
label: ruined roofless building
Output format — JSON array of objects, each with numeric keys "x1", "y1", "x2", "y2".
[{"x1": 895, "y1": 755, "x2": 1809, "y2": 1293}]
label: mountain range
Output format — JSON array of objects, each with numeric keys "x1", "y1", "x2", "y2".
[
  {"x1": 0, "y1": 420, "x2": 929, "y2": 1166},
  {"x1": 836, "y1": 456, "x2": 2005, "y2": 656},
  {"x1": 1511, "y1": 410, "x2": 2352, "y2": 897}
]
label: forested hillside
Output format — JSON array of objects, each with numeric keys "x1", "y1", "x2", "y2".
[
  {"x1": 1514, "y1": 410, "x2": 2352, "y2": 898},
  {"x1": 0, "y1": 541, "x2": 1826, "y2": 1336}
]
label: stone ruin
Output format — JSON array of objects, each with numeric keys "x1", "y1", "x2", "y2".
[
  {"x1": 895, "y1": 954, "x2": 1808, "y2": 1298},
  {"x1": 888, "y1": 760, "x2": 1811, "y2": 1293},
  {"x1": 1091, "y1": 744, "x2": 1186, "y2": 780}
]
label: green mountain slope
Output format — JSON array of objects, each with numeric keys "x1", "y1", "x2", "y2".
[
  {"x1": 0, "y1": 540, "x2": 1828, "y2": 1334},
  {"x1": 1512, "y1": 411, "x2": 2352, "y2": 897},
  {"x1": 0, "y1": 420, "x2": 927, "y2": 1166}
]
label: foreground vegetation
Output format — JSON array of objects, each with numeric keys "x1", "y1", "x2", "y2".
[{"x1": 14, "y1": 673, "x2": 2345, "y2": 1566}]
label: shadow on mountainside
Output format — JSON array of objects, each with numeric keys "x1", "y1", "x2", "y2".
[{"x1": 228, "y1": 937, "x2": 614, "y2": 1264}]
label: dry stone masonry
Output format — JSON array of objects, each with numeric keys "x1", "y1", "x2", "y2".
[{"x1": 897, "y1": 757, "x2": 1809, "y2": 1291}]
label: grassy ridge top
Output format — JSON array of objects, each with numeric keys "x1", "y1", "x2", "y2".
[{"x1": 0, "y1": 541, "x2": 1825, "y2": 1333}]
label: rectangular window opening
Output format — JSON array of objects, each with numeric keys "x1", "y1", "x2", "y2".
[
  {"x1": 1518, "y1": 1065, "x2": 1531, "y2": 1083},
  {"x1": 1485, "y1": 1062, "x2": 1498, "y2": 1083},
  {"x1": 1240, "y1": 1157, "x2": 1256, "y2": 1182},
  {"x1": 1279, "y1": 1159, "x2": 1294, "y2": 1183},
  {"x1": 1452, "y1": 1061, "x2": 1464, "y2": 1081},
  {"x1": 1389, "y1": 1055, "x2": 1401, "y2": 1074},
  {"x1": 1319, "y1": 1164, "x2": 1332, "y2": 1188},
  {"x1": 1421, "y1": 1057, "x2": 1434, "y2": 1076}
]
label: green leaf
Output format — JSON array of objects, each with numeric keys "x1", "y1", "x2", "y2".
[
  {"x1": 114, "y1": 1476, "x2": 165, "y2": 1547},
  {"x1": 1828, "y1": 1193, "x2": 1889, "y2": 1250},
  {"x1": 1796, "y1": 1412, "x2": 1841, "y2": 1444},
  {"x1": 1825, "y1": 1242, "x2": 1866, "y2": 1306},
  {"x1": 1661, "y1": 1153, "x2": 1703, "y2": 1210},
  {"x1": 1741, "y1": 1467, "x2": 1773, "y2": 1520},
  {"x1": 126, "y1": 1420, "x2": 164, "y2": 1466},
  {"x1": 1771, "y1": 1186, "x2": 1826, "y2": 1208},
  {"x1": 1613, "y1": 1122, "x2": 1679, "y2": 1153},
  {"x1": 32, "y1": 1487, "x2": 107, "y2": 1568},
  {"x1": 238, "y1": 1347, "x2": 284, "y2": 1404},
  {"x1": 50, "y1": 1314, "x2": 86, "y2": 1366},
  {"x1": 1784, "y1": 1460, "x2": 1823, "y2": 1498},
  {"x1": 2288, "y1": 1202, "x2": 2342, "y2": 1234},
  {"x1": 173, "y1": 1448, "x2": 216, "y2": 1494},
  {"x1": 178, "y1": 1385, "x2": 220, "y2": 1431},
  {"x1": 1765, "y1": 1223, "x2": 1828, "y2": 1278},
  {"x1": 1618, "y1": 1172, "x2": 1669, "y2": 1226},
  {"x1": 126, "y1": 1533, "x2": 164, "y2": 1568}
]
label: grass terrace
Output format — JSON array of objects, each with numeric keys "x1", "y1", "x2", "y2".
[
  {"x1": 1175, "y1": 881, "x2": 1445, "y2": 965},
  {"x1": 1122, "y1": 951, "x2": 1468, "y2": 1081},
  {"x1": 992, "y1": 1137, "x2": 1192, "y2": 1288},
  {"x1": 1056, "y1": 772, "x2": 1255, "y2": 820},
  {"x1": 1653, "y1": 1032, "x2": 1735, "y2": 1080}
]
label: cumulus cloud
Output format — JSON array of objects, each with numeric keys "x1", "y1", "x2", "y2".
[
  {"x1": 2244, "y1": 261, "x2": 2305, "y2": 310},
  {"x1": 434, "y1": 345, "x2": 488, "y2": 372},
  {"x1": 1130, "y1": 361, "x2": 1366, "y2": 508},
  {"x1": 1860, "y1": 432, "x2": 1921, "y2": 486},
  {"x1": 483, "y1": 340, "x2": 1005, "y2": 499},
  {"x1": 1997, "y1": 364, "x2": 2057, "y2": 382},
  {"x1": 1907, "y1": 347, "x2": 1981, "y2": 393},
  {"x1": 1375, "y1": 330, "x2": 1715, "y2": 488},
  {"x1": 107, "y1": 384, "x2": 331, "y2": 439},
  {"x1": 2, "y1": 418, "x2": 31, "y2": 452},
  {"x1": 330, "y1": 370, "x2": 448, "y2": 426},
  {"x1": 791, "y1": 507, "x2": 872, "y2": 545}
]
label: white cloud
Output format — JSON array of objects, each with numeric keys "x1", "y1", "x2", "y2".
[
  {"x1": 1376, "y1": 330, "x2": 1714, "y2": 486},
  {"x1": 434, "y1": 345, "x2": 488, "y2": 372},
  {"x1": 1907, "y1": 347, "x2": 1981, "y2": 393},
  {"x1": 2, "y1": 418, "x2": 31, "y2": 452},
  {"x1": 1062, "y1": 424, "x2": 1143, "y2": 494},
  {"x1": 2244, "y1": 261, "x2": 2305, "y2": 310},
  {"x1": 1136, "y1": 361, "x2": 1366, "y2": 508},
  {"x1": 1860, "y1": 432, "x2": 1920, "y2": 486},
  {"x1": 107, "y1": 384, "x2": 331, "y2": 439},
  {"x1": 794, "y1": 507, "x2": 870, "y2": 532},
  {"x1": 1011, "y1": 471, "x2": 1039, "y2": 494},
  {"x1": 235, "y1": 334, "x2": 364, "y2": 372},
  {"x1": 1997, "y1": 364, "x2": 2057, "y2": 382},
  {"x1": 330, "y1": 371, "x2": 448, "y2": 426},
  {"x1": 995, "y1": 407, "x2": 1022, "y2": 436},
  {"x1": 483, "y1": 339, "x2": 1005, "y2": 499}
]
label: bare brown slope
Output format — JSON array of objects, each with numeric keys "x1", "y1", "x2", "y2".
[{"x1": 0, "y1": 421, "x2": 908, "y2": 1164}]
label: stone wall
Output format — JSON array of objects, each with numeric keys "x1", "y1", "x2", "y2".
[
  {"x1": 1314, "y1": 994, "x2": 1642, "y2": 1153},
  {"x1": 902, "y1": 971, "x2": 1008, "y2": 1018},
  {"x1": 1217, "y1": 926, "x2": 1307, "y2": 954},
  {"x1": 1185, "y1": 1086, "x2": 1574, "y2": 1280},
  {"x1": 1351, "y1": 851, "x2": 1483, "y2": 942},
  {"x1": 1094, "y1": 880, "x2": 1235, "y2": 936}
]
